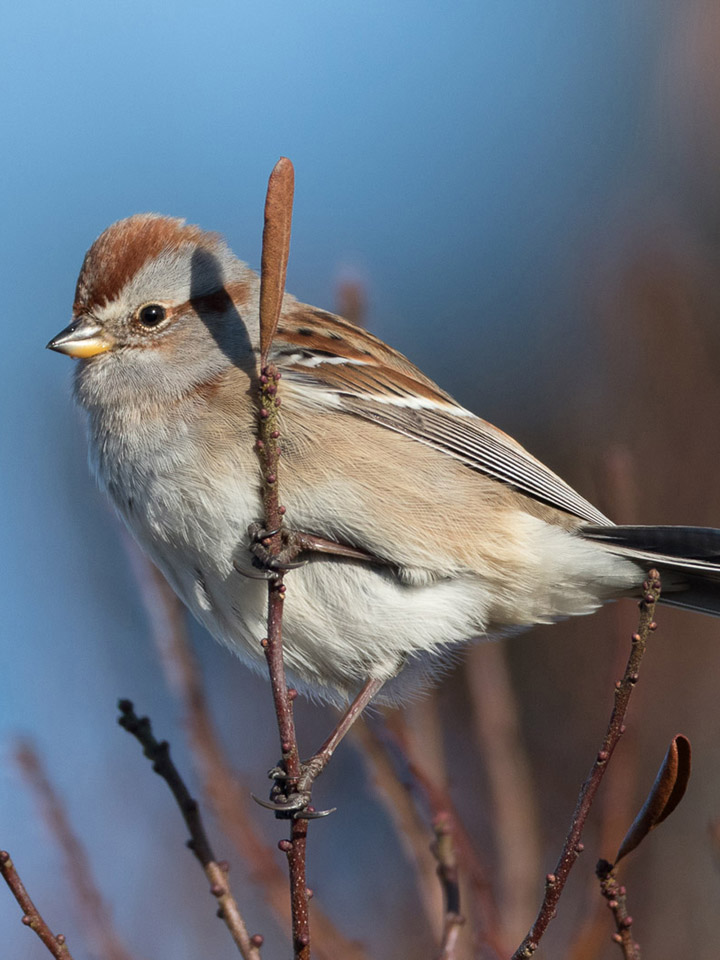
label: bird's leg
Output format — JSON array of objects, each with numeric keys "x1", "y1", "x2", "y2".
[
  {"x1": 254, "y1": 676, "x2": 385, "y2": 818},
  {"x1": 247, "y1": 521, "x2": 386, "y2": 574},
  {"x1": 245, "y1": 520, "x2": 388, "y2": 813},
  {"x1": 296, "y1": 675, "x2": 385, "y2": 791}
]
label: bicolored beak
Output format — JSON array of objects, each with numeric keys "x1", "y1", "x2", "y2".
[{"x1": 46, "y1": 318, "x2": 114, "y2": 358}]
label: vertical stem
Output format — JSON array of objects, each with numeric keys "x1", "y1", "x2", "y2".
[
  {"x1": 288, "y1": 820, "x2": 311, "y2": 958},
  {"x1": 255, "y1": 158, "x2": 310, "y2": 959},
  {"x1": 257, "y1": 364, "x2": 301, "y2": 787}
]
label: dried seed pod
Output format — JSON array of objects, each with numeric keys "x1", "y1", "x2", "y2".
[{"x1": 615, "y1": 734, "x2": 691, "y2": 864}]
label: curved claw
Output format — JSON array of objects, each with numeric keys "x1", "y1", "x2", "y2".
[
  {"x1": 233, "y1": 560, "x2": 274, "y2": 580},
  {"x1": 249, "y1": 554, "x2": 306, "y2": 576},
  {"x1": 250, "y1": 525, "x2": 282, "y2": 542},
  {"x1": 294, "y1": 806, "x2": 336, "y2": 820},
  {"x1": 251, "y1": 792, "x2": 290, "y2": 811},
  {"x1": 256, "y1": 555, "x2": 307, "y2": 571},
  {"x1": 251, "y1": 791, "x2": 311, "y2": 813}
]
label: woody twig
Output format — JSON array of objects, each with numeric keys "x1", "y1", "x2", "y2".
[
  {"x1": 117, "y1": 701, "x2": 262, "y2": 960},
  {"x1": 13, "y1": 741, "x2": 134, "y2": 960},
  {"x1": 0, "y1": 850, "x2": 75, "y2": 959},
  {"x1": 254, "y1": 157, "x2": 313, "y2": 960},
  {"x1": 511, "y1": 570, "x2": 661, "y2": 959},
  {"x1": 128, "y1": 546, "x2": 368, "y2": 960}
]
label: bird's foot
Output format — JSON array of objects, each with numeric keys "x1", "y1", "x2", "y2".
[
  {"x1": 248, "y1": 523, "x2": 308, "y2": 574},
  {"x1": 252, "y1": 757, "x2": 335, "y2": 820},
  {"x1": 248, "y1": 521, "x2": 385, "y2": 576}
]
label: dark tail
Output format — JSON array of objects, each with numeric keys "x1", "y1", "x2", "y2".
[{"x1": 582, "y1": 525, "x2": 720, "y2": 616}]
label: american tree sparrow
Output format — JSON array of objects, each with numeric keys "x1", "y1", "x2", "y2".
[{"x1": 48, "y1": 215, "x2": 720, "y2": 705}]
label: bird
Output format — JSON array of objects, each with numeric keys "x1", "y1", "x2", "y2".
[{"x1": 48, "y1": 214, "x2": 720, "y2": 714}]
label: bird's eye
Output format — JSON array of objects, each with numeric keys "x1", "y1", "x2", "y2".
[{"x1": 137, "y1": 304, "x2": 167, "y2": 328}]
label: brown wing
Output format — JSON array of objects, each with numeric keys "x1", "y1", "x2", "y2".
[{"x1": 272, "y1": 305, "x2": 610, "y2": 526}]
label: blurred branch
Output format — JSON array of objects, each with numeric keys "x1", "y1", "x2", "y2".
[
  {"x1": 511, "y1": 570, "x2": 662, "y2": 959},
  {"x1": 13, "y1": 741, "x2": 136, "y2": 960},
  {"x1": 336, "y1": 277, "x2": 367, "y2": 328},
  {"x1": 386, "y1": 714, "x2": 504, "y2": 960},
  {"x1": 0, "y1": 850, "x2": 75, "y2": 958},
  {"x1": 465, "y1": 642, "x2": 541, "y2": 947},
  {"x1": 432, "y1": 811, "x2": 464, "y2": 960},
  {"x1": 117, "y1": 701, "x2": 262, "y2": 960},
  {"x1": 126, "y1": 545, "x2": 368, "y2": 960},
  {"x1": 403, "y1": 695, "x2": 449, "y2": 810},
  {"x1": 352, "y1": 719, "x2": 443, "y2": 938},
  {"x1": 708, "y1": 817, "x2": 720, "y2": 876}
]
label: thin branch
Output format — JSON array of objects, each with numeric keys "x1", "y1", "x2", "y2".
[
  {"x1": 255, "y1": 155, "x2": 300, "y2": 792},
  {"x1": 351, "y1": 719, "x2": 443, "y2": 938},
  {"x1": 386, "y1": 715, "x2": 505, "y2": 960},
  {"x1": 465, "y1": 641, "x2": 541, "y2": 948},
  {"x1": 595, "y1": 861, "x2": 639, "y2": 959},
  {"x1": 567, "y1": 445, "x2": 642, "y2": 960},
  {"x1": 255, "y1": 156, "x2": 311, "y2": 960},
  {"x1": 0, "y1": 850, "x2": 75, "y2": 959},
  {"x1": 432, "y1": 812, "x2": 465, "y2": 960},
  {"x1": 511, "y1": 571, "x2": 662, "y2": 959},
  {"x1": 126, "y1": 545, "x2": 369, "y2": 960},
  {"x1": 13, "y1": 741, "x2": 136, "y2": 960},
  {"x1": 117, "y1": 701, "x2": 261, "y2": 960}
]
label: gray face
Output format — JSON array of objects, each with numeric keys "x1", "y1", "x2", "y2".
[{"x1": 47, "y1": 214, "x2": 260, "y2": 411}]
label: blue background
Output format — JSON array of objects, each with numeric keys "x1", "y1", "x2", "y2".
[{"x1": 3, "y1": 2, "x2": 718, "y2": 958}]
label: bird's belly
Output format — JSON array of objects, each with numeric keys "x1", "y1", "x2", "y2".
[
  {"x1": 173, "y1": 554, "x2": 494, "y2": 703},
  {"x1": 99, "y1": 428, "x2": 643, "y2": 704},
  {"x1": 98, "y1": 432, "x2": 490, "y2": 700},
  {"x1": 168, "y1": 518, "x2": 643, "y2": 704}
]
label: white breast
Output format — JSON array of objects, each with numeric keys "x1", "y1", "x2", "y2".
[{"x1": 85, "y1": 398, "x2": 643, "y2": 705}]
